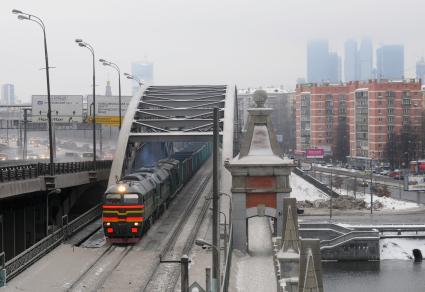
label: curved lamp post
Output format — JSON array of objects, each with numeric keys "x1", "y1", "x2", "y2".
[
  {"x1": 123, "y1": 73, "x2": 143, "y2": 87},
  {"x1": 75, "y1": 39, "x2": 97, "y2": 168},
  {"x1": 99, "y1": 59, "x2": 122, "y2": 129},
  {"x1": 13, "y1": 9, "x2": 54, "y2": 165}
]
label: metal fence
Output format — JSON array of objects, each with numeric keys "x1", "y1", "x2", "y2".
[
  {"x1": 3, "y1": 203, "x2": 102, "y2": 283},
  {"x1": 0, "y1": 160, "x2": 112, "y2": 183}
]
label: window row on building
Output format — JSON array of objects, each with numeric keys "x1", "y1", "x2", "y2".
[{"x1": 295, "y1": 79, "x2": 424, "y2": 162}]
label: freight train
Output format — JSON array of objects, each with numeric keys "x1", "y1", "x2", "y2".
[{"x1": 102, "y1": 143, "x2": 211, "y2": 242}]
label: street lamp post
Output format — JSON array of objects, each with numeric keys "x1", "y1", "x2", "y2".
[
  {"x1": 210, "y1": 208, "x2": 228, "y2": 260},
  {"x1": 329, "y1": 160, "x2": 333, "y2": 220},
  {"x1": 99, "y1": 59, "x2": 122, "y2": 130},
  {"x1": 13, "y1": 9, "x2": 54, "y2": 166},
  {"x1": 75, "y1": 39, "x2": 97, "y2": 169},
  {"x1": 123, "y1": 73, "x2": 143, "y2": 87},
  {"x1": 370, "y1": 158, "x2": 373, "y2": 214}
]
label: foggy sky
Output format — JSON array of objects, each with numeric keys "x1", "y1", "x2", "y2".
[{"x1": 1, "y1": 0, "x2": 424, "y2": 102}]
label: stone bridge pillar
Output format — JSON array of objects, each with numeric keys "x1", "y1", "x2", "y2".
[{"x1": 225, "y1": 90, "x2": 294, "y2": 252}]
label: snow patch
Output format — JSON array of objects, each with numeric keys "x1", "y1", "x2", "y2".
[
  {"x1": 380, "y1": 239, "x2": 425, "y2": 260},
  {"x1": 290, "y1": 172, "x2": 419, "y2": 211},
  {"x1": 289, "y1": 173, "x2": 328, "y2": 201}
]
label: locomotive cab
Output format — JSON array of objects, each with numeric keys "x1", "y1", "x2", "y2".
[{"x1": 103, "y1": 182, "x2": 146, "y2": 242}]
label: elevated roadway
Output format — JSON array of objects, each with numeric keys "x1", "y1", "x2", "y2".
[{"x1": 0, "y1": 161, "x2": 111, "y2": 198}]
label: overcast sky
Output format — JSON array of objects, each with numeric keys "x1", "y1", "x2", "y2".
[{"x1": 1, "y1": 0, "x2": 424, "y2": 102}]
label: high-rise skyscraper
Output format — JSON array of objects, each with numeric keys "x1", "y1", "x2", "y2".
[
  {"x1": 328, "y1": 52, "x2": 341, "y2": 83},
  {"x1": 131, "y1": 61, "x2": 153, "y2": 93},
  {"x1": 358, "y1": 38, "x2": 373, "y2": 81},
  {"x1": 416, "y1": 58, "x2": 425, "y2": 82},
  {"x1": 377, "y1": 45, "x2": 404, "y2": 80},
  {"x1": 307, "y1": 39, "x2": 330, "y2": 83},
  {"x1": 1, "y1": 84, "x2": 15, "y2": 105},
  {"x1": 344, "y1": 39, "x2": 358, "y2": 82}
]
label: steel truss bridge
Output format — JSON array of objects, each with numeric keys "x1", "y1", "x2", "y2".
[{"x1": 109, "y1": 85, "x2": 240, "y2": 185}]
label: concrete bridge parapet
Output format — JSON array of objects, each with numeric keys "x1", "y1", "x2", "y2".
[{"x1": 225, "y1": 89, "x2": 295, "y2": 252}]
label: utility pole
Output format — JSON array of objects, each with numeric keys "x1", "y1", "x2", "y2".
[
  {"x1": 370, "y1": 158, "x2": 373, "y2": 214},
  {"x1": 329, "y1": 162, "x2": 333, "y2": 220},
  {"x1": 23, "y1": 108, "x2": 30, "y2": 159},
  {"x1": 212, "y1": 107, "x2": 220, "y2": 292},
  {"x1": 159, "y1": 255, "x2": 190, "y2": 292},
  {"x1": 353, "y1": 175, "x2": 357, "y2": 199},
  {"x1": 206, "y1": 267, "x2": 211, "y2": 292}
]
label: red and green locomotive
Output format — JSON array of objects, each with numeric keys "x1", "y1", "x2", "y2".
[{"x1": 103, "y1": 143, "x2": 211, "y2": 243}]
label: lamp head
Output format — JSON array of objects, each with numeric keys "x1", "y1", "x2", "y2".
[
  {"x1": 12, "y1": 9, "x2": 23, "y2": 14},
  {"x1": 126, "y1": 76, "x2": 133, "y2": 80},
  {"x1": 75, "y1": 39, "x2": 83, "y2": 43},
  {"x1": 123, "y1": 73, "x2": 130, "y2": 76},
  {"x1": 194, "y1": 238, "x2": 209, "y2": 247},
  {"x1": 17, "y1": 15, "x2": 29, "y2": 20},
  {"x1": 99, "y1": 58, "x2": 106, "y2": 63}
]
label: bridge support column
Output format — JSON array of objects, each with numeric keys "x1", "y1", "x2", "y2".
[
  {"x1": 25, "y1": 206, "x2": 35, "y2": 248},
  {"x1": 276, "y1": 192, "x2": 290, "y2": 237},
  {"x1": 225, "y1": 90, "x2": 295, "y2": 253},
  {"x1": 4, "y1": 210, "x2": 15, "y2": 261},
  {"x1": 15, "y1": 208, "x2": 25, "y2": 255}
]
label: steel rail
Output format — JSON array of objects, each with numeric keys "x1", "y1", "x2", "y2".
[{"x1": 141, "y1": 174, "x2": 212, "y2": 291}]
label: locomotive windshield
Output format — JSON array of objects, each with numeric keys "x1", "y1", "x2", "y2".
[
  {"x1": 105, "y1": 193, "x2": 140, "y2": 204},
  {"x1": 106, "y1": 194, "x2": 121, "y2": 204},
  {"x1": 123, "y1": 194, "x2": 139, "y2": 204}
]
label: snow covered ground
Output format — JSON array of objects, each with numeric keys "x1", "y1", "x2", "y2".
[
  {"x1": 381, "y1": 238, "x2": 425, "y2": 260},
  {"x1": 289, "y1": 173, "x2": 328, "y2": 201},
  {"x1": 230, "y1": 217, "x2": 277, "y2": 292},
  {"x1": 290, "y1": 173, "x2": 420, "y2": 211},
  {"x1": 352, "y1": 191, "x2": 419, "y2": 210}
]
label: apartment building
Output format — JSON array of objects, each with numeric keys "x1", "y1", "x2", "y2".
[
  {"x1": 295, "y1": 83, "x2": 348, "y2": 156},
  {"x1": 295, "y1": 79, "x2": 423, "y2": 163}
]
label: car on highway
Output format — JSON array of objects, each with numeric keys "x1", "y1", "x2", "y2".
[
  {"x1": 359, "y1": 180, "x2": 369, "y2": 187},
  {"x1": 388, "y1": 170, "x2": 400, "y2": 178},
  {"x1": 379, "y1": 169, "x2": 390, "y2": 176}
]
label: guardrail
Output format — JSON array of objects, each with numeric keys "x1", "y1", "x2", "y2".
[
  {"x1": 3, "y1": 204, "x2": 102, "y2": 283},
  {"x1": 0, "y1": 159, "x2": 49, "y2": 167},
  {"x1": 293, "y1": 168, "x2": 339, "y2": 198},
  {"x1": 320, "y1": 230, "x2": 380, "y2": 249},
  {"x1": 0, "y1": 160, "x2": 112, "y2": 183}
]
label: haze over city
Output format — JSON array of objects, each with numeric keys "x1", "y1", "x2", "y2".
[
  {"x1": 1, "y1": 0, "x2": 425, "y2": 102},
  {"x1": 4, "y1": 1, "x2": 425, "y2": 291}
]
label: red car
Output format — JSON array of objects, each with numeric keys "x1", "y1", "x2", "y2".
[{"x1": 388, "y1": 170, "x2": 400, "y2": 178}]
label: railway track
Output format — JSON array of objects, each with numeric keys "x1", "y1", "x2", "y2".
[
  {"x1": 66, "y1": 245, "x2": 133, "y2": 292},
  {"x1": 141, "y1": 174, "x2": 212, "y2": 292},
  {"x1": 64, "y1": 164, "x2": 212, "y2": 292}
]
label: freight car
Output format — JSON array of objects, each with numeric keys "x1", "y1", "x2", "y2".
[{"x1": 103, "y1": 143, "x2": 211, "y2": 242}]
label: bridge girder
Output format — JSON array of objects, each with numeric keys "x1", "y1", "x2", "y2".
[{"x1": 108, "y1": 84, "x2": 239, "y2": 186}]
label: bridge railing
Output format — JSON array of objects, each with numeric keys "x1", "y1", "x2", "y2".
[
  {"x1": 0, "y1": 160, "x2": 112, "y2": 183},
  {"x1": 320, "y1": 230, "x2": 380, "y2": 249},
  {"x1": 4, "y1": 203, "x2": 102, "y2": 282},
  {"x1": 293, "y1": 167, "x2": 339, "y2": 198}
]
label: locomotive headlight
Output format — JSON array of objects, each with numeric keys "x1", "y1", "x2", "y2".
[
  {"x1": 134, "y1": 222, "x2": 139, "y2": 226},
  {"x1": 106, "y1": 222, "x2": 111, "y2": 226},
  {"x1": 117, "y1": 184, "x2": 126, "y2": 193}
]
